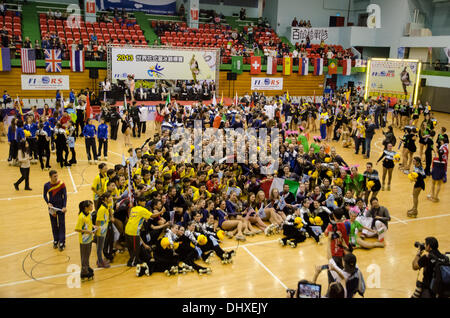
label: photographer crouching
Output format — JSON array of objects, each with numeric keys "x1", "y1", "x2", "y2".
[{"x1": 412, "y1": 237, "x2": 450, "y2": 298}]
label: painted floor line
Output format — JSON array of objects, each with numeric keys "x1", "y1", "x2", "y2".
[
  {"x1": 0, "y1": 263, "x2": 127, "y2": 288},
  {"x1": 0, "y1": 192, "x2": 76, "y2": 201},
  {"x1": 67, "y1": 167, "x2": 78, "y2": 194},
  {"x1": 0, "y1": 239, "x2": 281, "y2": 288},
  {"x1": 0, "y1": 232, "x2": 77, "y2": 260},
  {"x1": 390, "y1": 215, "x2": 408, "y2": 225},
  {"x1": 242, "y1": 246, "x2": 288, "y2": 290}
]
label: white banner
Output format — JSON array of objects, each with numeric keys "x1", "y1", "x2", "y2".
[
  {"x1": 291, "y1": 27, "x2": 329, "y2": 43},
  {"x1": 111, "y1": 47, "x2": 218, "y2": 81},
  {"x1": 251, "y1": 78, "x2": 283, "y2": 91},
  {"x1": 21, "y1": 75, "x2": 70, "y2": 90}
]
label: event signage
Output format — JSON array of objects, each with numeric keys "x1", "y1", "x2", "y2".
[
  {"x1": 96, "y1": 0, "x2": 176, "y2": 15},
  {"x1": 21, "y1": 75, "x2": 70, "y2": 90},
  {"x1": 367, "y1": 59, "x2": 419, "y2": 100},
  {"x1": 111, "y1": 47, "x2": 218, "y2": 81},
  {"x1": 291, "y1": 27, "x2": 328, "y2": 43},
  {"x1": 251, "y1": 77, "x2": 283, "y2": 91}
]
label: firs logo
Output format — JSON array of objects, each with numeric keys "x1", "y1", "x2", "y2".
[{"x1": 255, "y1": 79, "x2": 280, "y2": 86}]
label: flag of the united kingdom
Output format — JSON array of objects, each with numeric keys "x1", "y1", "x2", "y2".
[{"x1": 44, "y1": 49, "x2": 62, "y2": 73}]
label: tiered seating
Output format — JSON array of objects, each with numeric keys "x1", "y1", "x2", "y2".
[
  {"x1": 1, "y1": 11, "x2": 22, "y2": 46},
  {"x1": 299, "y1": 43, "x2": 355, "y2": 66},
  {"x1": 39, "y1": 13, "x2": 147, "y2": 47},
  {"x1": 157, "y1": 22, "x2": 245, "y2": 63},
  {"x1": 248, "y1": 26, "x2": 282, "y2": 53}
]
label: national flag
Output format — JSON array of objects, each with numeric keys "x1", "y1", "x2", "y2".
[
  {"x1": 21, "y1": 48, "x2": 36, "y2": 73},
  {"x1": 314, "y1": 58, "x2": 323, "y2": 75},
  {"x1": 0, "y1": 47, "x2": 11, "y2": 71},
  {"x1": 298, "y1": 57, "x2": 309, "y2": 75},
  {"x1": 234, "y1": 91, "x2": 238, "y2": 106},
  {"x1": 286, "y1": 91, "x2": 290, "y2": 102},
  {"x1": 342, "y1": 59, "x2": 352, "y2": 75},
  {"x1": 250, "y1": 56, "x2": 261, "y2": 74},
  {"x1": 231, "y1": 56, "x2": 243, "y2": 74},
  {"x1": 85, "y1": 93, "x2": 91, "y2": 121},
  {"x1": 165, "y1": 92, "x2": 171, "y2": 106},
  {"x1": 212, "y1": 92, "x2": 217, "y2": 106},
  {"x1": 220, "y1": 92, "x2": 223, "y2": 105},
  {"x1": 260, "y1": 177, "x2": 301, "y2": 199},
  {"x1": 282, "y1": 57, "x2": 292, "y2": 75},
  {"x1": 328, "y1": 58, "x2": 337, "y2": 75},
  {"x1": 70, "y1": 49, "x2": 84, "y2": 72},
  {"x1": 44, "y1": 49, "x2": 62, "y2": 73},
  {"x1": 266, "y1": 56, "x2": 277, "y2": 75}
]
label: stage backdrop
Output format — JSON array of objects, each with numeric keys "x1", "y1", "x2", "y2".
[
  {"x1": 366, "y1": 59, "x2": 419, "y2": 101},
  {"x1": 109, "y1": 47, "x2": 219, "y2": 82},
  {"x1": 96, "y1": 0, "x2": 176, "y2": 15}
]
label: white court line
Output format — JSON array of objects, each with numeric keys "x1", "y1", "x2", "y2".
[
  {"x1": 390, "y1": 215, "x2": 408, "y2": 225},
  {"x1": 242, "y1": 246, "x2": 288, "y2": 290},
  {"x1": 0, "y1": 192, "x2": 76, "y2": 201},
  {"x1": 0, "y1": 238, "x2": 281, "y2": 288},
  {"x1": 109, "y1": 151, "x2": 124, "y2": 158},
  {"x1": 390, "y1": 213, "x2": 450, "y2": 225},
  {"x1": 0, "y1": 263, "x2": 127, "y2": 288},
  {"x1": 67, "y1": 167, "x2": 77, "y2": 194},
  {"x1": 0, "y1": 232, "x2": 77, "y2": 260}
]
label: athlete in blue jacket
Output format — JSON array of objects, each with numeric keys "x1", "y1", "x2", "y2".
[
  {"x1": 83, "y1": 118, "x2": 98, "y2": 163},
  {"x1": 97, "y1": 117, "x2": 109, "y2": 160}
]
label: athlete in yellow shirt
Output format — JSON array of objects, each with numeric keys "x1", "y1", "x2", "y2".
[
  {"x1": 91, "y1": 163, "x2": 108, "y2": 201},
  {"x1": 95, "y1": 192, "x2": 114, "y2": 268},
  {"x1": 75, "y1": 200, "x2": 97, "y2": 280},
  {"x1": 124, "y1": 196, "x2": 153, "y2": 267}
]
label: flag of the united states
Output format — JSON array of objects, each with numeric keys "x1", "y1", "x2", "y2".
[{"x1": 21, "y1": 48, "x2": 36, "y2": 73}]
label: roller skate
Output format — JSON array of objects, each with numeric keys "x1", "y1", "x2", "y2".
[
  {"x1": 179, "y1": 263, "x2": 194, "y2": 274},
  {"x1": 204, "y1": 251, "x2": 215, "y2": 264},
  {"x1": 221, "y1": 252, "x2": 234, "y2": 264},
  {"x1": 164, "y1": 265, "x2": 179, "y2": 276},
  {"x1": 407, "y1": 209, "x2": 418, "y2": 218},
  {"x1": 136, "y1": 263, "x2": 149, "y2": 277},
  {"x1": 288, "y1": 240, "x2": 297, "y2": 248},
  {"x1": 81, "y1": 270, "x2": 94, "y2": 282},
  {"x1": 264, "y1": 224, "x2": 275, "y2": 236},
  {"x1": 198, "y1": 267, "x2": 212, "y2": 275},
  {"x1": 279, "y1": 238, "x2": 287, "y2": 246}
]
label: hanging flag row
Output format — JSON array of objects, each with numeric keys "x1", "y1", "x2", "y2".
[
  {"x1": 18, "y1": 49, "x2": 85, "y2": 74},
  {"x1": 229, "y1": 55, "x2": 352, "y2": 76}
]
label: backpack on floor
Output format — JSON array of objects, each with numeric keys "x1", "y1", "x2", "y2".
[{"x1": 430, "y1": 254, "x2": 450, "y2": 298}]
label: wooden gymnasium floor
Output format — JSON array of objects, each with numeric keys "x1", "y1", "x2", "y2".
[{"x1": 0, "y1": 112, "x2": 449, "y2": 298}]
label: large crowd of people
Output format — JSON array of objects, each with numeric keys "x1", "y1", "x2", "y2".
[{"x1": 3, "y1": 86, "x2": 447, "y2": 296}]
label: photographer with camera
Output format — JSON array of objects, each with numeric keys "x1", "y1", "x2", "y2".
[
  {"x1": 324, "y1": 208, "x2": 350, "y2": 270},
  {"x1": 412, "y1": 237, "x2": 450, "y2": 298}
]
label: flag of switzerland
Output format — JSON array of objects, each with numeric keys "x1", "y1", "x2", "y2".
[{"x1": 250, "y1": 56, "x2": 261, "y2": 74}]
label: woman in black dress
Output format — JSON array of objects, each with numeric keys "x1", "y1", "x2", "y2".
[
  {"x1": 376, "y1": 143, "x2": 397, "y2": 191},
  {"x1": 407, "y1": 157, "x2": 426, "y2": 218}
]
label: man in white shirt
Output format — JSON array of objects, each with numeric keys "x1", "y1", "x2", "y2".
[
  {"x1": 327, "y1": 50, "x2": 334, "y2": 60},
  {"x1": 264, "y1": 102, "x2": 275, "y2": 120}
]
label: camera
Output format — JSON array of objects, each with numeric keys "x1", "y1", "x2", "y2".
[
  {"x1": 330, "y1": 223, "x2": 340, "y2": 240},
  {"x1": 414, "y1": 241, "x2": 425, "y2": 251}
]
